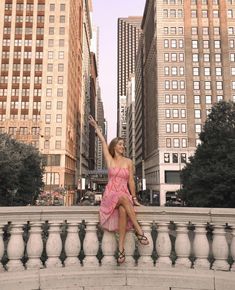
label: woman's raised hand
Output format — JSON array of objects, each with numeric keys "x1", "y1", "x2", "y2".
[{"x1": 88, "y1": 115, "x2": 97, "y2": 128}]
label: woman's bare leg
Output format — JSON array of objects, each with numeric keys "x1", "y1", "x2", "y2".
[
  {"x1": 117, "y1": 196, "x2": 144, "y2": 236},
  {"x1": 118, "y1": 205, "x2": 127, "y2": 252}
]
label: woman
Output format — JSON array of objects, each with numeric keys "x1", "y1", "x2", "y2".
[{"x1": 88, "y1": 115, "x2": 149, "y2": 264}]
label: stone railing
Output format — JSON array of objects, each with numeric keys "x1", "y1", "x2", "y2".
[{"x1": 0, "y1": 206, "x2": 234, "y2": 273}]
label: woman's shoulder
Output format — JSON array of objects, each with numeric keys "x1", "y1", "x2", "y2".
[{"x1": 123, "y1": 157, "x2": 133, "y2": 166}]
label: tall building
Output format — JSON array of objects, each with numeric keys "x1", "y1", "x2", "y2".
[
  {"x1": 0, "y1": 0, "x2": 83, "y2": 193},
  {"x1": 117, "y1": 16, "x2": 142, "y2": 138},
  {"x1": 126, "y1": 74, "x2": 136, "y2": 165},
  {"x1": 141, "y1": 0, "x2": 235, "y2": 205}
]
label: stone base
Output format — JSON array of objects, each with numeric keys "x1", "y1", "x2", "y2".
[{"x1": 0, "y1": 267, "x2": 235, "y2": 290}]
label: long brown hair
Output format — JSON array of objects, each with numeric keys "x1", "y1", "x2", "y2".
[{"x1": 108, "y1": 137, "x2": 125, "y2": 157}]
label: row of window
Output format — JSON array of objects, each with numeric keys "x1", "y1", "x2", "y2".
[
  {"x1": 2, "y1": 38, "x2": 65, "y2": 48},
  {"x1": 1, "y1": 51, "x2": 64, "y2": 59},
  {"x1": 0, "y1": 88, "x2": 64, "y2": 98},
  {"x1": 0, "y1": 114, "x2": 41, "y2": 121},
  {"x1": 164, "y1": 39, "x2": 184, "y2": 49},
  {"x1": 191, "y1": 9, "x2": 234, "y2": 18},
  {"x1": 44, "y1": 140, "x2": 62, "y2": 150},
  {"x1": 166, "y1": 138, "x2": 187, "y2": 148},
  {"x1": 163, "y1": 27, "x2": 184, "y2": 35},
  {"x1": 163, "y1": 9, "x2": 184, "y2": 18},
  {"x1": 1, "y1": 63, "x2": 64, "y2": 72},
  {"x1": 3, "y1": 27, "x2": 66, "y2": 35},
  {"x1": 4, "y1": 3, "x2": 66, "y2": 12},
  {"x1": 3, "y1": 101, "x2": 63, "y2": 110},
  {"x1": 165, "y1": 80, "x2": 185, "y2": 90},
  {"x1": 165, "y1": 109, "x2": 186, "y2": 118},
  {"x1": 192, "y1": 40, "x2": 221, "y2": 49},
  {"x1": 164, "y1": 153, "x2": 187, "y2": 164},
  {"x1": 45, "y1": 114, "x2": 63, "y2": 124},
  {"x1": 163, "y1": 0, "x2": 183, "y2": 4},
  {"x1": 165, "y1": 123, "x2": 187, "y2": 133}
]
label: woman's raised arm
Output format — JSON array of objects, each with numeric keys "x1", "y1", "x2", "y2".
[{"x1": 88, "y1": 115, "x2": 112, "y2": 166}]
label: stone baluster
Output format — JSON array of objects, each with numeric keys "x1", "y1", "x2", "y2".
[
  {"x1": 137, "y1": 221, "x2": 153, "y2": 267},
  {"x1": 211, "y1": 224, "x2": 230, "y2": 270},
  {"x1": 64, "y1": 222, "x2": 81, "y2": 267},
  {"x1": 231, "y1": 225, "x2": 235, "y2": 271},
  {"x1": 155, "y1": 222, "x2": 172, "y2": 268},
  {"x1": 45, "y1": 222, "x2": 63, "y2": 268},
  {"x1": 174, "y1": 222, "x2": 191, "y2": 268},
  {"x1": 101, "y1": 230, "x2": 117, "y2": 266},
  {"x1": 0, "y1": 224, "x2": 5, "y2": 272},
  {"x1": 26, "y1": 222, "x2": 43, "y2": 269},
  {"x1": 123, "y1": 230, "x2": 136, "y2": 266},
  {"x1": 83, "y1": 221, "x2": 99, "y2": 267},
  {"x1": 193, "y1": 223, "x2": 210, "y2": 269},
  {"x1": 6, "y1": 223, "x2": 25, "y2": 271}
]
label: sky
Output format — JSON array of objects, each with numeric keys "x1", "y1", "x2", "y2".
[{"x1": 92, "y1": 0, "x2": 146, "y2": 142}]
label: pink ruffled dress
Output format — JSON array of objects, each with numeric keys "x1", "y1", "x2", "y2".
[{"x1": 99, "y1": 167, "x2": 134, "y2": 232}]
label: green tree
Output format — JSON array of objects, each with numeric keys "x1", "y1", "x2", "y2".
[
  {"x1": 0, "y1": 133, "x2": 44, "y2": 206},
  {"x1": 178, "y1": 101, "x2": 235, "y2": 207}
]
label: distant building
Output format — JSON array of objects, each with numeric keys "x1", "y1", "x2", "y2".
[{"x1": 117, "y1": 16, "x2": 142, "y2": 139}]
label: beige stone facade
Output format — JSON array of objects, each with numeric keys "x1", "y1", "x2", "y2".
[
  {"x1": 141, "y1": 0, "x2": 235, "y2": 205},
  {"x1": 0, "y1": 0, "x2": 83, "y2": 192}
]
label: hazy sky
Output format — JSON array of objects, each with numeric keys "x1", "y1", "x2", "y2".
[{"x1": 92, "y1": 0, "x2": 146, "y2": 142}]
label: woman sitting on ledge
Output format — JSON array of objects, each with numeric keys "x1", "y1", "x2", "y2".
[{"x1": 88, "y1": 115, "x2": 149, "y2": 264}]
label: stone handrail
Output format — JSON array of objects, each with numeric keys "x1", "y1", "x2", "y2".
[{"x1": 0, "y1": 206, "x2": 234, "y2": 272}]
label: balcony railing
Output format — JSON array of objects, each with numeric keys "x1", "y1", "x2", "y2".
[{"x1": 0, "y1": 206, "x2": 234, "y2": 289}]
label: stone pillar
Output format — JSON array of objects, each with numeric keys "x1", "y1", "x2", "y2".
[
  {"x1": 45, "y1": 222, "x2": 62, "y2": 268},
  {"x1": 137, "y1": 222, "x2": 153, "y2": 267},
  {"x1": 175, "y1": 223, "x2": 191, "y2": 268},
  {"x1": 193, "y1": 223, "x2": 210, "y2": 269},
  {"x1": 231, "y1": 225, "x2": 235, "y2": 271},
  {"x1": 155, "y1": 222, "x2": 172, "y2": 268},
  {"x1": 211, "y1": 225, "x2": 230, "y2": 270},
  {"x1": 6, "y1": 224, "x2": 25, "y2": 271},
  {"x1": 26, "y1": 222, "x2": 43, "y2": 269},
  {"x1": 0, "y1": 224, "x2": 5, "y2": 272},
  {"x1": 101, "y1": 230, "x2": 117, "y2": 266},
  {"x1": 83, "y1": 221, "x2": 99, "y2": 267},
  {"x1": 64, "y1": 222, "x2": 81, "y2": 267},
  {"x1": 123, "y1": 230, "x2": 135, "y2": 266}
]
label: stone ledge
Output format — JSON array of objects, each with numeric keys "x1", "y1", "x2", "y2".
[{"x1": 0, "y1": 267, "x2": 234, "y2": 290}]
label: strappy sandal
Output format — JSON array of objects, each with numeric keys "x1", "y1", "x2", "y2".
[
  {"x1": 117, "y1": 249, "x2": 125, "y2": 264},
  {"x1": 135, "y1": 232, "x2": 149, "y2": 245}
]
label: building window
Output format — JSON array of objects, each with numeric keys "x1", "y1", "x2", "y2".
[
  {"x1": 181, "y1": 124, "x2": 186, "y2": 133},
  {"x1": 192, "y1": 40, "x2": 198, "y2": 49},
  {"x1": 194, "y1": 109, "x2": 201, "y2": 118},
  {"x1": 165, "y1": 109, "x2": 171, "y2": 118},
  {"x1": 193, "y1": 67, "x2": 199, "y2": 76},
  {"x1": 204, "y1": 67, "x2": 211, "y2": 76},
  {"x1": 173, "y1": 109, "x2": 179, "y2": 118},
  {"x1": 191, "y1": 27, "x2": 198, "y2": 35},
  {"x1": 55, "y1": 141, "x2": 61, "y2": 149},
  {"x1": 166, "y1": 123, "x2": 171, "y2": 133},
  {"x1": 45, "y1": 114, "x2": 51, "y2": 124},
  {"x1": 56, "y1": 127, "x2": 62, "y2": 136},
  {"x1": 204, "y1": 54, "x2": 210, "y2": 62},
  {"x1": 58, "y1": 76, "x2": 64, "y2": 84},
  {"x1": 205, "y1": 95, "x2": 212, "y2": 104},
  {"x1": 57, "y1": 101, "x2": 63, "y2": 110},
  {"x1": 216, "y1": 81, "x2": 223, "y2": 90},
  {"x1": 57, "y1": 88, "x2": 63, "y2": 97},
  {"x1": 47, "y1": 76, "x2": 53, "y2": 84},
  {"x1": 166, "y1": 138, "x2": 171, "y2": 148},
  {"x1": 164, "y1": 153, "x2": 170, "y2": 163},
  {"x1": 173, "y1": 124, "x2": 179, "y2": 133},
  {"x1": 214, "y1": 40, "x2": 221, "y2": 49},
  {"x1": 60, "y1": 4, "x2": 66, "y2": 11},
  {"x1": 165, "y1": 95, "x2": 170, "y2": 103},
  {"x1": 181, "y1": 109, "x2": 186, "y2": 118},
  {"x1": 56, "y1": 114, "x2": 62, "y2": 123},
  {"x1": 193, "y1": 81, "x2": 200, "y2": 90},
  {"x1": 173, "y1": 138, "x2": 180, "y2": 148},
  {"x1": 46, "y1": 101, "x2": 52, "y2": 110},
  {"x1": 59, "y1": 27, "x2": 65, "y2": 35},
  {"x1": 205, "y1": 81, "x2": 211, "y2": 90},
  {"x1": 195, "y1": 124, "x2": 202, "y2": 133},
  {"x1": 194, "y1": 95, "x2": 200, "y2": 104},
  {"x1": 203, "y1": 40, "x2": 209, "y2": 49}
]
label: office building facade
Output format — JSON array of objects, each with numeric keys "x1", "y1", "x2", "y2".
[{"x1": 141, "y1": 0, "x2": 235, "y2": 205}]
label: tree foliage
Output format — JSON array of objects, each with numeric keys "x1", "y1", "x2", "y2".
[
  {"x1": 178, "y1": 101, "x2": 235, "y2": 208},
  {"x1": 0, "y1": 133, "x2": 44, "y2": 206}
]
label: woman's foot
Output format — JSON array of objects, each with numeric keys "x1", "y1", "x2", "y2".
[
  {"x1": 135, "y1": 232, "x2": 149, "y2": 245},
  {"x1": 117, "y1": 249, "x2": 125, "y2": 264}
]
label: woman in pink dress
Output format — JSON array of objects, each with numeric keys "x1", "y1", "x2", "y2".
[{"x1": 88, "y1": 115, "x2": 149, "y2": 264}]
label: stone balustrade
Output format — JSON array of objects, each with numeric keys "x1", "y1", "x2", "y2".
[
  {"x1": 0, "y1": 206, "x2": 234, "y2": 290},
  {"x1": 0, "y1": 206, "x2": 234, "y2": 272}
]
